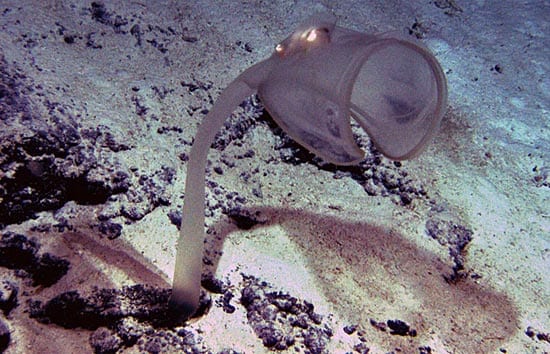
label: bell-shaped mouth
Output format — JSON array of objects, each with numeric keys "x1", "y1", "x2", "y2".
[{"x1": 350, "y1": 38, "x2": 448, "y2": 160}]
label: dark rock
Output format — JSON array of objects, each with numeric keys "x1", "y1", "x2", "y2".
[
  {"x1": 217, "y1": 350, "x2": 243, "y2": 354},
  {"x1": 240, "y1": 274, "x2": 332, "y2": 351},
  {"x1": 343, "y1": 324, "x2": 358, "y2": 335},
  {"x1": 525, "y1": 326, "x2": 550, "y2": 344},
  {"x1": 353, "y1": 342, "x2": 370, "y2": 353},
  {"x1": 0, "y1": 57, "x2": 133, "y2": 229},
  {"x1": 369, "y1": 318, "x2": 387, "y2": 332},
  {"x1": 116, "y1": 317, "x2": 144, "y2": 346},
  {"x1": 419, "y1": 345, "x2": 432, "y2": 354},
  {"x1": 89, "y1": 327, "x2": 123, "y2": 354},
  {"x1": 96, "y1": 221, "x2": 123, "y2": 239},
  {"x1": 221, "y1": 292, "x2": 235, "y2": 314},
  {"x1": 0, "y1": 280, "x2": 18, "y2": 315},
  {"x1": 387, "y1": 319, "x2": 411, "y2": 336},
  {"x1": 0, "y1": 232, "x2": 70, "y2": 287},
  {"x1": 89, "y1": 2, "x2": 128, "y2": 33},
  {"x1": 167, "y1": 209, "x2": 182, "y2": 228},
  {"x1": 201, "y1": 274, "x2": 225, "y2": 294},
  {"x1": 425, "y1": 219, "x2": 473, "y2": 282},
  {"x1": 212, "y1": 97, "x2": 263, "y2": 151},
  {"x1": 28, "y1": 284, "x2": 208, "y2": 330},
  {"x1": 31, "y1": 253, "x2": 70, "y2": 287},
  {"x1": 37, "y1": 290, "x2": 105, "y2": 329},
  {"x1": 0, "y1": 232, "x2": 38, "y2": 270},
  {"x1": 0, "y1": 318, "x2": 10, "y2": 353},
  {"x1": 226, "y1": 208, "x2": 262, "y2": 230}
]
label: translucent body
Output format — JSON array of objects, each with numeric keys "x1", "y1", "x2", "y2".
[{"x1": 169, "y1": 13, "x2": 447, "y2": 320}]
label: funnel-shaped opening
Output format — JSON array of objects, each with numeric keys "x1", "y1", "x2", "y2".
[{"x1": 350, "y1": 39, "x2": 447, "y2": 160}]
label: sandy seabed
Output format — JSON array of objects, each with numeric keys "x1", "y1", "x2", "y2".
[{"x1": 0, "y1": 1, "x2": 548, "y2": 353}]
